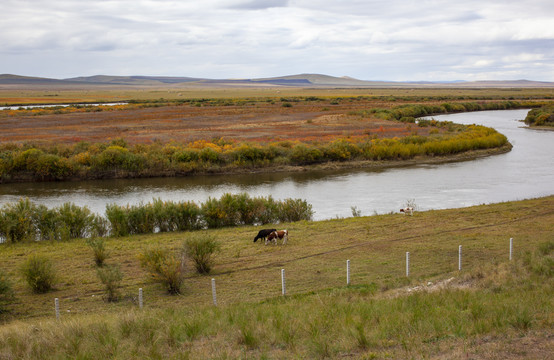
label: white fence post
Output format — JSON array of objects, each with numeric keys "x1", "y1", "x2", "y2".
[
  {"x1": 458, "y1": 245, "x2": 462, "y2": 271},
  {"x1": 54, "y1": 298, "x2": 60, "y2": 320},
  {"x1": 211, "y1": 278, "x2": 217, "y2": 306},
  {"x1": 406, "y1": 252, "x2": 410, "y2": 277},
  {"x1": 281, "y1": 269, "x2": 286, "y2": 296},
  {"x1": 346, "y1": 260, "x2": 351, "y2": 285},
  {"x1": 509, "y1": 238, "x2": 513, "y2": 261},
  {"x1": 139, "y1": 288, "x2": 143, "y2": 308}
]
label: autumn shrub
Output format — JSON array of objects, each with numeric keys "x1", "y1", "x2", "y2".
[
  {"x1": 90, "y1": 214, "x2": 109, "y2": 238},
  {"x1": 172, "y1": 149, "x2": 199, "y2": 163},
  {"x1": 198, "y1": 147, "x2": 222, "y2": 164},
  {"x1": 277, "y1": 198, "x2": 314, "y2": 222},
  {"x1": 166, "y1": 200, "x2": 202, "y2": 231},
  {"x1": 0, "y1": 198, "x2": 38, "y2": 243},
  {"x1": 524, "y1": 105, "x2": 554, "y2": 126},
  {"x1": 323, "y1": 140, "x2": 361, "y2": 161},
  {"x1": 96, "y1": 264, "x2": 123, "y2": 302},
  {"x1": 105, "y1": 204, "x2": 130, "y2": 237},
  {"x1": 139, "y1": 248, "x2": 185, "y2": 294},
  {"x1": 183, "y1": 234, "x2": 220, "y2": 274},
  {"x1": 87, "y1": 237, "x2": 108, "y2": 267},
  {"x1": 34, "y1": 204, "x2": 60, "y2": 241},
  {"x1": 56, "y1": 202, "x2": 95, "y2": 238},
  {"x1": 126, "y1": 202, "x2": 156, "y2": 234},
  {"x1": 20, "y1": 254, "x2": 57, "y2": 293},
  {"x1": 290, "y1": 144, "x2": 324, "y2": 165},
  {"x1": 201, "y1": 195, "x2": 237, "y2": 228}
]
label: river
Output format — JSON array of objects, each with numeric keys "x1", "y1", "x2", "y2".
[{"x1": 0, "y1": 109, "x2": 552, "y2": 220}]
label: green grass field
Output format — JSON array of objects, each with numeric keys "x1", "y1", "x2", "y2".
[
  {"x1": 1, "y1": 86, "x2": 554, "y2": 105},
  {"x1": 0, "y1": 196, "x2": 552, "y2": 358}
]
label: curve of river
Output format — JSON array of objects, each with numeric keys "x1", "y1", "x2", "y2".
[{"x1": 0, "y1": 109, "x2": 552, "y2": 220}]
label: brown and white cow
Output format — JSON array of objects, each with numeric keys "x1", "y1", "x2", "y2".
[
  {"x1": 267, "y1": 230, "x2": 288, "y2": 245},
  {"x1": 400, "y1": 207, "x2": 414, "y2": 216}
]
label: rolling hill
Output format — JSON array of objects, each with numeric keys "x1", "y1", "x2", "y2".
[{"x1": 1, "y1": 73, "x2": 554, "y2": 88}]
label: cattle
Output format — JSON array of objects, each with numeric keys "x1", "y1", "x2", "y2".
[
  {"x1": 267, "y1": 230, "x2": 288, "y2": 245},
  {"x1": 400, "y1": 207, "x2": 414, "y2": 216},
  {"x1": 253, "y1": 228, "x2": 276, "y2": 243}
]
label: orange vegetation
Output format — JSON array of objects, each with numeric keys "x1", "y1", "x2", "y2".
[{"x1": 0, "y1": 98, "x2": 437, "y2": 145}]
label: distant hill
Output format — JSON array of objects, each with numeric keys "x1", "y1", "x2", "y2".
[
  {"x1": 0, "y1": 74, "x2": 75, "y2": 85},
  {"x1": 1, "y1": 73, "x2": 553, "y2": 88}
]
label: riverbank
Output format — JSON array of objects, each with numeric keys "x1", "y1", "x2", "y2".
[
  {"x1": 1, "y1": 195, "x2": 552, "y2": 358},
  {"x1": 0, "y1": 123, "x2": 510, "y2": 184}
]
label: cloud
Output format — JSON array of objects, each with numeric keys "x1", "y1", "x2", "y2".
[
  {"x1": 227, "y1": 0, "x2": 290, "y2": 10},
  {"x1": 0, "y1": 0, "x2": 553, "y2": 80}
]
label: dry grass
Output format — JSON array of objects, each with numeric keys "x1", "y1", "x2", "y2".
[
  {"x1": 0, "y1": 196, "x2": 552, "y2": 320},
  {"x1": 0, "y1": 196, "x2": 552, "y2": 358}
]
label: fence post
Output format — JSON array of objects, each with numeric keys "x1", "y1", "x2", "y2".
[
  {"x1": 458, "y1": 245, "x2": 462, "y2": 271},
  {"x1": 211, "y1": 278, "x2": 217, "y2": 306},
  {"x1": 139, "y1": 288, "x2": 143, "y2": 308},
  {"x1": 54, "y1": 298, "x2": 60, "y2": 320},
  {"x1": 406, "y1": 252, "x2": 410, "y2": 277},
  {"x1": 281, "y1": 269, "x2": 286, "y2": 296},
  {"x1": 346, "y1": 259, "x2": 351, "y2": 285},
  {"x1": 509, "y1": 238, "x2": 513, "y2": 261}
]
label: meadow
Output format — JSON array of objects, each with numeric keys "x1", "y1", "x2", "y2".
[
  {"x1": 0, "y1": 86, "x2": 553, "y2": 358},
  {"x1": 0, "y1": 196, "x2": 552, "y2": 358}
]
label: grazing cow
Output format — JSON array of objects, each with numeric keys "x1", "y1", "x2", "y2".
[
  {"x1": 267, "y1": 230, "x2": 288, "y2": 245},
  {"x1": 254, "y1": 228, "x2": 277, "y2": 243},
  {"x1": 400, "y1": 207, "x2": 414, "y2": 216}
]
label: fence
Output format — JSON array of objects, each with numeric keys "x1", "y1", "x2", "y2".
[{"x1": 51, "y1": 238, "x2": 516, "y2": 318}]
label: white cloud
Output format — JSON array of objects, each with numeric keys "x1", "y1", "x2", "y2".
[{"x1": 0, "y1": 0, "x2": 553, "y2": 80}]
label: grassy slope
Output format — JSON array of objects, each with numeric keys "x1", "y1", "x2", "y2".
[{"x1": 0, "y1": 196, "x2": 553, "y2": 358}]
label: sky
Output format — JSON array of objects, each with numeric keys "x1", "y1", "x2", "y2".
[{"x1": 2, "y1": 0, "x2": 554, "y2": 82}]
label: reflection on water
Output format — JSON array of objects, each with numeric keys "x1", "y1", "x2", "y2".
[{"x1": 0, "y1": 109, "x2": 553, "y2": 220}]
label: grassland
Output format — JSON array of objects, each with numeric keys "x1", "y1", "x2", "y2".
[
  {"x1": 1, "y1": 86, "x2": 554, "y2": 105},
  {"x1": 0, "y1": 196, "x2": 552, "y2": 358},
  {"x1": 1, "y1": 88, "x2": 548, "y2": 183}
]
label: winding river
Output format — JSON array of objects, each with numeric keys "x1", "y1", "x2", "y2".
[{"x1": 0, "y1": 109, "x2": 552, "y2": 220}]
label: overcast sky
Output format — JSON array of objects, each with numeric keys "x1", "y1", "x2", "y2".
[{"x1": 2, "y1": 0, "x2": 554, "y2": 81}]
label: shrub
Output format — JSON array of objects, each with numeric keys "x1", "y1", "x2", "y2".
[
  {"x1": 168, "y1": 201, "x2": 202, "y2": 231},
  {"x1": 90, "y1": 214, "x2": 109, "y2": 238},
  {"x1": 0, "y1": 198, "x2": 38, "y2": 243},
  {"x1": 184, "y1": 234, "x2": 221, "y2": 274},
  {"x1": 87, "y1": 237, "x2": 108, "y2": 267},
  {"x1": 139, "y1": 248, "x2": 184, "y2": 294},
  {"x1": 56, "y1": 202, "x2": 94, "y2": 239},
  {"x1": 96, "y1": 264, "x2": 123, "y2": 302},
  {"x1": 105, "y1": 204, "x2": 130, "y2": 237},
  {"x1": 0, "y1": 270, "x2": 14, "y2": 314},
  {"x1": 277, "y1": 198, "x2": 314, "y2": 222},
  {"x1": 20, "y1": 254, "x2": 57, "y2": 293}
]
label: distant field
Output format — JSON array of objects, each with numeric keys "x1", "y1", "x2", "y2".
[
  {"x1": 1, "y1": 86, "x2": 554, "y2": 105},
  {"x1": 1, "y1": 87, "x2": 552, "y2": 145}
]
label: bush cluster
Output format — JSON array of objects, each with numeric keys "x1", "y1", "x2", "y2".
[
  {"x1": 139, "y1": 248, "x2": 185, "y2": 294},
  {"x1": 524, "y1": 105, "x2": 554, "y2": 127},
  {"x1": 20, "y1": 254, "x2": 57, "y2": 293},
  {"x1": 0, "y1": 199, "x2": 106, "y2": 243},
  {"x1": 183, "y1": 234, "x2": 220, "y2": 274},
  {"x1": 0, "y1": 194, "x2": 313, "y2": 242},
  {"x1": 106, "y1": 193, "x2": 313, "y2": 236},
  {"x1": 372, "y1": 101, "x2": 529, "y2": 123}
]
